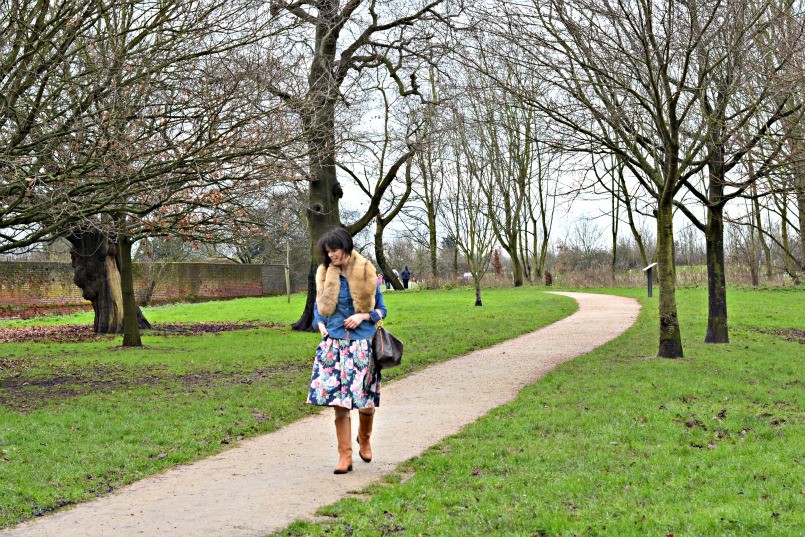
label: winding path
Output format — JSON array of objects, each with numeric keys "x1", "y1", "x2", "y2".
[{"x1": 2, "y1": 292, "x2": 640, "y2": 537}]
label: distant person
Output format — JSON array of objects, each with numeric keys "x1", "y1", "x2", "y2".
[
  {"x1": 308, "y1": 228, "x2": 387, "y2": 474},
  {"x1": 384, "y1": 273, "x2": 392, "y2": 290},
  {"x1": 400, "y1": 266, "x2": 411, "y2": 289},
  {"x1": 377, "y1": 273, "x2": 384, "y2": 290}
]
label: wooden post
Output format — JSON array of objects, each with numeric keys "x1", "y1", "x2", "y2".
[{"x1": 643, "y1": 262, "x2": 658, "y2": 297}]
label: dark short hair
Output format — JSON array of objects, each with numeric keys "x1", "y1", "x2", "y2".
[{"x1": 317, "y1": 228, "x2": 353, "y2": 267}]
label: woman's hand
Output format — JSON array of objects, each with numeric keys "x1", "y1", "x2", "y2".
[
  {"x1": 344, "y1": 313, "x2": 370, "y2": 330},
  {"x1": 318, "y1": 322, "x2": 329, "y2": 338}
]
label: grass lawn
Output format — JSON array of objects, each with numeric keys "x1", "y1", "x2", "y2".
[
  {"x1": 276, "y1": 287, "x2": 804, "y2": 537},
  {"x1": 0, "y1": 287, "x2": 576, "y2": 528}
]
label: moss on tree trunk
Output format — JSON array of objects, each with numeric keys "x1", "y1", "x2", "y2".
[
  {"x1": 705, "y1": 205, "x2": 729, "y2": 343},
  {"x1": 656, "y1": 201, "x2": 683, "y2": 358},
  {"x1": 118, "y1": 228, "x2": 143, "y2": 347}
]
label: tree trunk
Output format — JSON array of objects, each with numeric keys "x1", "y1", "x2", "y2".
[
  {"x1": 611, "y1": 226, "x2": 618, "y2": 283},
  {"x1": 750, "y1": 175, "x2": 773, "y2": 279},
  {"x1": 375, "y1": 220, "x2": 403, "y2": 290},
  {"x1": 474, "y1": 280, "x2": 483, "y2": 306},
  {"x1": 519, "y1": 229, "x2": 532, "y2": 283},
  {"x1": 530, "y1": 218, "x2": 541, "y2": 280},
  {"x1": 292, "y1": 265, "x2": 318, "y2": 331},
  {"x1": 611, "y1": 177, "x2": 619, "y2": 282},
  {"x1": 509, "y1": 238, "x2": 524, "y2": 287},
  {"x1": 779, "y1": 197, "x2": 800, "y2": 284},
  {"x1": 68, "y1": 230, "x2": 123, "y2": 334},
  {"x1": 68, "y1": 228, "x2": 152, "y2": 335},
  {"x1": 293, "y1": 138, "x2": 342, "y2": 329},
  {"x1": 117, "y1": 229, "x2": 143, "y2": 347},
  {"x1": 705, "y1": 204, "x2": 729, "y2": 343},
  {"x1": 292, "y1": 82, "x2": 343, "y2": 330},
  {"x1": 747, "y1": 219, "x2": 760, "y2": 287},
  {"x1": 656, "y1": 201, "x2": 683, "y2": 358},
  {"x1": 797, "y1": 170, "x2": 805, "y2": 268},
  {"x1": 749, "y1": 250, "x2": 760, "y2": 287},
  {"x1": 428, "y1": 207, "x2": 439, "y2": 279},
  {"x1": 539, "y1": 223, "x2": 550, "y2": 283},
  {"x1": 291, "y1": 3, "x2": 344, "y2": 330}
]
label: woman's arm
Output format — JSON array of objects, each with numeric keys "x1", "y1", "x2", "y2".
[
  {"x1": 369, "y1": 284, "x2": 388, "y2": 323},
  {"x1": 313, "y1": 301, "x2": 328, "y2": 337}
]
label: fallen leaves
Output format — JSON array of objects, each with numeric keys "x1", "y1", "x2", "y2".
[{"x1": 0, "y1": 325, "x2": 105, "y2": 344}]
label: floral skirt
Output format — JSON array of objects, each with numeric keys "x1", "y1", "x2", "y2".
[{"x1": 307, "y1": 337, "x2": 381, "y2": 409}]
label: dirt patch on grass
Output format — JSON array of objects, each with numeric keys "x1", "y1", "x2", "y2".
[
  {"x1": 0, "y1": 361, "x2": 309, "y2": 413},
  {"x1": 0, "y1": 321, "x2": 280, "y2": 344},
  {"x1": 750, "y1": 328, "x2": 805, "y2": 344},
  {"x1": 0, "y1": 319, "x2": 301, "y2": 412}
]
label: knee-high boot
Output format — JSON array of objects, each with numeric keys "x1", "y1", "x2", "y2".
[
  {"x1": 334, "y1": 416, "x2": 353, "y2": 474},
  {"x1": 357, "y1": 409, "x2": 375, "y2": 462}
]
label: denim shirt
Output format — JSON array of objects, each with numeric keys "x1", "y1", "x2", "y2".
[{"x1": 313, "y1": 277, "x2": 388, "y2": 340}]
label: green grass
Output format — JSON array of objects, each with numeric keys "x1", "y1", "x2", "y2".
[
  {"x1": 0, "y1": 287, "x2": 576, "y2": 528},
  {"x1": 275, "y1": 287, "x2": 804, "y2": 537}
]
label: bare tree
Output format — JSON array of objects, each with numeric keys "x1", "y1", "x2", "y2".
[
  {"x1": 746, "y1": 163, "x2": 774, "y2": 279},
  {"x1": 440, "y1": 107, "x2": 496, "y2": 305},
  {"x1": 465, "y1": 68, "x2": 532, "y2": 287},
  {"x1": 523, "y1": 133, "x2": 561, "y2": 283},
  {"x1": 589, "y1": 153, "x2": 656, "y2": 269},
  {"x1": 481, "y1": 0, "x2": 703, "y2": 356},
  {"x1": 1, "y1": 0, "x2": 294, "y2": 346},
  {"x1": 265, "y1": 0, "x2": 460, "y2": 330},
  {"x1": 481, "y1": 0, "x2": 803, "y2": 356},
  {"x1": 336, "y1": 81, "x2": 417, "y2": 289},
  {"x1": 727, "y1": 200, "x2": 763, "y2": 286},
  {"x1": 0, "y1": 0, "x2": 277, "y2": 249},
  {"x1": 411, "y1": 68, "x2": 448, "y2": 280},
  {"x1": 668, "y1": 0, "x2": 804, "y2": 342},
  {"x1": 768, "y1": 171, "x2": 804, "y2": 280}
]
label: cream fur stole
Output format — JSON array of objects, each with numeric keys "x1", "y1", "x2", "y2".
[{"x1": 315, "y1": 251, "x2": 377, "y2": 317}]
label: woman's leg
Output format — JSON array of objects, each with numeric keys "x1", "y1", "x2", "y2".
[
  {"x1": 333, "y1": 406, "x2": 353, "y2": 474},
  {"x1": 357, "y1": 408, "x2": 375, "y2": 462}
]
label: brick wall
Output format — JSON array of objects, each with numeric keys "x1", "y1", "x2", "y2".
[
  {"x1": 0, "y1": 262, "x2": 86, "y2": 307},
  {"x1": 0, "y1": 261, "x2": 305, "y2": 309}
]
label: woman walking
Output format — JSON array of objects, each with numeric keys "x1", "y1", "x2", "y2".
[{"x1": 308, "y1": 228, "x2": 387, "y2": 474}]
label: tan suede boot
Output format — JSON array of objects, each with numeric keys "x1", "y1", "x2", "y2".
[
  {"x1": 357, "y1": 409, "x2": 374, "y2": 462},
  {"x1": 334, "y1": 416, "x2": 353, "y2": 474}
]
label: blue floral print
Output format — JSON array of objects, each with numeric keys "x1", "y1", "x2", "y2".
[{"x1": 307, "y1": 337, "x2": 381, "y2": 409}]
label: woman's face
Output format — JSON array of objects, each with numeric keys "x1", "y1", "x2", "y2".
[{"x1": 326, "y1": 247, "x2": 347, "y2": 267}]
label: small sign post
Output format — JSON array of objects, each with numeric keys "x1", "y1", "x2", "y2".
[
  {"x1": 285, "y1": 241, "x2": 291, "y2": 303},
  {"x1": 643, "y1": 262, "x2": 658, "y2": 297}
]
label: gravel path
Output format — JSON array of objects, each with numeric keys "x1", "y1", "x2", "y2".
[{"x1": 2, "y1": 292, "x2": 640, "y2": 537}]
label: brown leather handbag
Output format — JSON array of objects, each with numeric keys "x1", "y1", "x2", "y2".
[{"x1": 372, "y1": 321, "x2": 403, "y2": 370}]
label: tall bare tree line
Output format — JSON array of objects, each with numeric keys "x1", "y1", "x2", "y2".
[
  {"x1": 1, "y1": 0, "x2": 302, "y2": 344},
  {"x1": 464, "y1": 0, "x2": 804, "y2": 357},
  {"x1": 1, "y1": 0, "x2": 802, "y2": 359}
]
